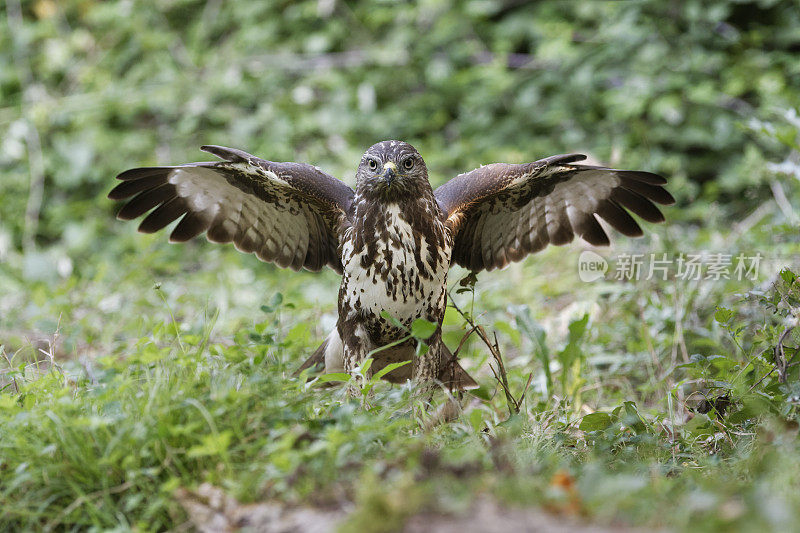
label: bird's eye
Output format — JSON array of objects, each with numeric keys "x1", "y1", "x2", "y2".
[
  {"x1": 402, "y1": 158, "x2": 414, "y2": 170},
  {"x1": 368, "y1": 159, "x2": 378, "y2": 171}
]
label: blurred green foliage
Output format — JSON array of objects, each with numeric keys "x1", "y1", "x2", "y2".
[{"x1": 2, "y1": 0, "x2": 800, "y2": 251}]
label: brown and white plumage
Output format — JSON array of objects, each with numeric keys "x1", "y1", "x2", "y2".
[
  {"x1": 108, "y1": 145, "x2": 354, "y2": 273},
  {"x1": 110, "y1": 141, "x2": 674, "y2": 393},
  {"x1": 435, "y1": 154, "x2": 674, "y2": 272}
]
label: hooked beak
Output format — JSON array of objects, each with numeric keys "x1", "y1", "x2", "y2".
[{"x1": 381, "y1": 161, "x2": 397, "y2": 185}]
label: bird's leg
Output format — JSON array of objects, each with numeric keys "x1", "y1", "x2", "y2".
[
  {"x1": 412, "y1": 335, "x2": 443, "y2": 398},
  {"x1": 340, "y1": 322, "x2": 374, "y2": 397}
]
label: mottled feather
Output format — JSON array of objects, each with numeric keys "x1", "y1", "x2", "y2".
[
  {"x1": 109, "y1": 146, "x2": 354, "y2": 273},
  {"x1": 435, "y1": 155, "x2": 674, "y2": 271}
]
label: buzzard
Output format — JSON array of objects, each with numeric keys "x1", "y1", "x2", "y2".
[{"x1": 109, "y1": 141, "x2": 673, "y2": 392}]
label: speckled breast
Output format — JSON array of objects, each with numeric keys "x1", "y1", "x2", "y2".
[{"x1": 340, "y1": 202, "x2": 452, "y2": 341}]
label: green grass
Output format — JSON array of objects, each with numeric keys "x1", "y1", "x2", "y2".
[{"x1": 2, "y1": 209, "x2": 800, "y2": 531}]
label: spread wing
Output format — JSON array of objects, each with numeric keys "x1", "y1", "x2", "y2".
[
  {"x1": 435, "y1": 154, "x2": 674, "y2": 272},
  {"x1": 108, "y1": 145, "x2": 354, "y2": 273}
]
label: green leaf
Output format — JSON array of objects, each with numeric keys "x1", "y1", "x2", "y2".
[
  {"x1": 468, "y1": 385, "x2": 491, "y2": 401},
  {"x1": 187, "y1": 431, "x2": 232, "y2": 458},
  {"x1": 410, "y1": 318, "x2": 437, "y2": 340},
  {"x1": 579, "y1": 412, "x2": 612, "y2": 432},
  {"x1": 468, "y1": 408, "x2": 486, "y2": 432},
  {"x1": 415, "y1": 341, "x2": 429, "y2": 357},
  {"x1": 557, "y1": 314, "x2": 589, "y2": 384},
  {"x1": 372, "y1": 360, "x2": 411, "y2": 381},
  {"x1": 357, "y1": 358, "x2": 373, "y2": 375},
  {"x1": 714, "y1": 306, "x2": 733, "y2": 324},
  {"x1": 684, "y1": 412, "x2": 714, "y2": 437},
  {"x1": 380, "y1": 311, "x2": 407, "y2": 331},
  {"x1": 0, "y1": 395, "x2": 19, "y2": 410},
  {"x1": 316, "y1": 372, "x2": 352, "y2": 384},
  {"x1": 260, "y1": 293, "x2": 284, "y2": 313},
  {"x1": 494, "y1": 320, "x2": 521, "y2": 346},
  {"x1": 368, "y1": 335, "x2": 412, "y2": 358},
  {"x1": 455, "y1": 272, "x2": 479, "y2": 293},
  {"x1": 512, "y1": 305, "x2": 551, "y2": 395}
]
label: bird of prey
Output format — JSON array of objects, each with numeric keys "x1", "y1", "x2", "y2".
[{"x1": 109, "y1": 141, "x2": 673, "y2": 392}]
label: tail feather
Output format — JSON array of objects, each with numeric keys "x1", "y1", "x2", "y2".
[
  {"x1": 293, "y1": 337, "x2": 327, "y2": 376},
  {"x1": 439, "y1": 344, "x2": 479, "y2": 390},
  {"x1": 293, "y1": 331, "x2": 479, "y2": 391}
]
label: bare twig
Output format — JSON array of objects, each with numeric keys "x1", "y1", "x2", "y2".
[
  {"x1": 774, "y1": 325, "x2": 795, "y2": 383},
  {"x1": 1, "y1": 345, "x2": 20, "y2": 394},
  {"x1": 517, "y1": 371, "x2": 535, "y2": 407},
  {"x1": 448, "y1": 292, "x2": 528, "y2": 416},
  {"x1": 749, "y1": 339, "x2": 800, "y2": 392},
  {"x1": 770, "y1": 180, "x2": 797, "y2": 225},
  {"x1": 489, "y1": 329, "x2": 519, "y2": 414},
  {"x1": 154, "y1": 284, "x2": 187, "y2": 354},
  {"x1": 453, "y1": 324, "x2": 478, "y2": 358},
  {"x1": 727, "y1": 200, "x2": 773, "y2": 245}
]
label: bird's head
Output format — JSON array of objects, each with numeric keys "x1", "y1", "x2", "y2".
[{"x1": 355, "y1": 140, "x2": 431, "y2": 201}]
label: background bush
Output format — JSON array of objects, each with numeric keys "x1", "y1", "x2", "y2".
[{"x1": 2, "y1": 0, "x2": 800, "y2": 251}]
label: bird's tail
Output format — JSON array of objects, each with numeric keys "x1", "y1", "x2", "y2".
[
  {"x1": 293, "y1": 336, "x2": 328, "y2": 376},
  {"x1": 294, "y1": 331, "x2": 479, "y2": 391},
  {"x1": 439, "y1": 343, "x2": 479, "y2": 391}
]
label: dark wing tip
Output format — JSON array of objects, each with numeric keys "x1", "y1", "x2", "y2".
[
  {"x1": 169, "y1": 212, "x2": 212, "y2": 243},
  {"x1": 596, "y1": 200, "x2": 644, "y2": 237},
  {"x1": 114, "y1": 166, "x2": 172, "y2": 182},
  {"x1": 107, "y1": 182, "x2": 129, "y2": 200},
  {"x1": 575, "y1": 214, "x2": 612, "y2": 246},
  {"x1": 137, "y1": 197, "x2": 187, "y2": 234},
  {"x1": 655, "y1": 185, "x2": 676, "y2": 205},
  {"x1": 611, "y1": 188, "x2": 666, "y2": 223},
  {"x1": 109, "y1": 169, "x2": 169, "y2": 209},
  {"x1": 620, "y1": 170, "x2": 667, "y2": 186},
  {"x1": 618, "y1": 173, "x2": 675, "y2": 205}
]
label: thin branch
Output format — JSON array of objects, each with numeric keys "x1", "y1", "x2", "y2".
[
  {"x1": 453, "y1": 324, "x2": 478, "y2": 358},
  {"x1": 770, "y1": 179, "x2": 797, "y2": 225},
  {"x1": 774, "y1": 325, "x2": 796, "y2": 383},
  {"x1": 154, "y1": 284, "x2": 186, "y2": 354},
  {"x1": 448, "y1": 292, "x2": 523, "y2": 415},
  {"x1": 749, "y1": 343, "x2": 800, "y2": 392},
  {"x1": 1, "y1": 345, "x2": 20, "y2": 394}
]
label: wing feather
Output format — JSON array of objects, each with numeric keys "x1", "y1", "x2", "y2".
[
  {"x1": 530, "y1": 196, "x2": 549, "y2": 254},
  {"x1": 116, "y1": 184, "x2": 174, "y2": 220},
  {"x1": 170, "y1": 211, "x2": 213, "y2": 242},
  {"x1": 109, "y1": 146, "x2": 354, "y2": 273},
  {"x1": 139, "y1": 197, "x2": 189, "y2": 233},
  {"x1": 595, "y1": 199, "x2": 643, "y2": 237},
  {"x1": 610, "y1": 188, "x2": 665, "y2": 223},
  {"x1": 435, "y1": 155, "x2": 673, "y2": 271}
]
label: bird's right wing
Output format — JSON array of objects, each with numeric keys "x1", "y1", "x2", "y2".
[
  {"x1": 435, "y1": 154, "x2": 674, "y2": 272},
  {"x1": 109, "y1": 145, "x2": 355, "y2": 273}
]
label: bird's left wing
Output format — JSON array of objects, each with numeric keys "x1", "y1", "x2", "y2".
[
  {"x1": 434, "y1": 154, "x2": 674, "y2": 272},
  {"x1": 109, "y1": 145, "x2": 354, "y2": 273}
]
